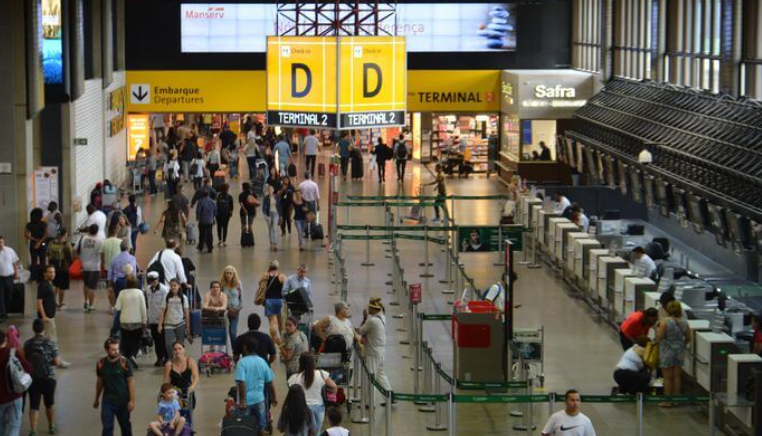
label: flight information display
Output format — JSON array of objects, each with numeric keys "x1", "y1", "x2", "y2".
[{"x1": 180, "y1": 3, "x2": 516, "y2": 53}]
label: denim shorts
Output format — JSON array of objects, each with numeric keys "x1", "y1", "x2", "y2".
[{"x1": 264, "y1": 299, "x2": 283, "y2": 317}]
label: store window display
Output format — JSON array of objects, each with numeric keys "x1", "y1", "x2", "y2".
[{"x1": 431, "y1": 114, "x2": 498, "y2": 173}]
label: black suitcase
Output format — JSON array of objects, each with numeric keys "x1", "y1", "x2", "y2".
[
  {"x1": 284, "y1": 287, "x2": 313, "y2": 317},
  {"x1": 240, "y1": 230, "x2": 255, "y2": 247},
  {"x1": 287, "y1": 163, "x2": 297, "y2": 178},
  {"x1": 311, "y1": 224, "x2": 324, "y2": 241},
  {"x1": 9, "y1": 283, "x2": 24, "y2": 315},
  {"x1": 221, "y1": 415, "x2": 259, "y2": 436}
]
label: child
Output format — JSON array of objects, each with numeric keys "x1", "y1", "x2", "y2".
[
  {"x1": 321, "y1": 408, "x2": 350, "y2": 436},
  {"x1": 149, "y1": 383, "x2": 187, "y2": 436}
]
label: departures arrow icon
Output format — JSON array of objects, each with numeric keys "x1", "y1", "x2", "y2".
[{"x1": 132, "y1": 86, "x2": 148, "y2": 102}]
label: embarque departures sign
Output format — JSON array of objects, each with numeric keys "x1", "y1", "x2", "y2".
[{"x1": 266, "y1": 36, "x2": 406, "y2": 129}]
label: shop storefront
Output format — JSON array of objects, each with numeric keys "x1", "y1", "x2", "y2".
[
  {"x1": 407, "y1": 70, "x2": 501, "y2": 173},
  {"x1": 499, "y1": 69, "x2": 594, "y2": 184}
]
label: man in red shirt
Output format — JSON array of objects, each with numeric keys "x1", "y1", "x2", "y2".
[
  {"x1": 619, "y1": 308, "x2": 658, "y2": 350},
  {"x1": 0, "y1": 328, "x2": 32, "y2": 436}
]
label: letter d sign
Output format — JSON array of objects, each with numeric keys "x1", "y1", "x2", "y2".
[
  {"x1": 363, "y1": 63, "x2": 382, "y2": 98},
  {"x1": 291, "y1": 63, "x2": 312, "y2": 98}
]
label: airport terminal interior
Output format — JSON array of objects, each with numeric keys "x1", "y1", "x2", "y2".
[{"x1": 1, "y1": 0, "x2": 762, "y2": 435}]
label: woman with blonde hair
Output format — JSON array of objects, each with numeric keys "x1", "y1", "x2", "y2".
[
  {"x1": 220, "y1": 265, "x2": 243, "y2": 346},
  {"x1": 657, "y1": 300, "x2": 691, "y2": 406}
]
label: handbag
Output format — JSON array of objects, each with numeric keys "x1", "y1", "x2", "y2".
[
  {"x1": 69, "y1": 259, "x2": 83, "y2": 280},
  {"x1": 643, "y1": 341, "x2": 659, "y2": 369},
  {"x1": 255, "y1": 275, "x2": 277, "y2": 306},
  {"x1": 320, "y1": 371, "x2": 338, "y2": 406}
]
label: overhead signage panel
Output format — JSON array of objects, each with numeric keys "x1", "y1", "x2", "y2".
[
  {"x1": 266, "y1": 36, "x2": 337, "y2": 128},
  {"x1": 338, "y1": 36, "x2": 406, "y2": 128}
]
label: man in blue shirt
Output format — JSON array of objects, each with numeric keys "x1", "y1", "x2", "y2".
[
  {"x1": 273, "y1": 135, "x2": 292, "y2": 176},
  {"x1": 336, "y1": 131, "x2": 352, "y2": 180},
  {"x1": 235, "y1": 335, "x2": 276, "y2": 432},
  {"x1": 283, "y1": 263, "x2": 312, "y2": 300},
  {"x1": 195, "y1": 190, "x2": 217, "y2": 253}
]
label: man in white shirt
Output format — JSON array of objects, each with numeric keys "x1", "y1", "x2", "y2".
[
  {"x1": 304, "y1": 130, "x2": 320, "y2": 177},
  {"x1": 553, "y1": 192, "x2": 571, "y2": 215},
  {"x1": 148, "y1": 239, "x2": 187, "y2": 285},
  {"x1": 82, "y1": 204, "x2": 108, "y2": 239},
  {"x1": 357, "y1": 298, "x2": 391, "y2": 394},
  {"x1": 298, "y1": 172, "x2": 320, "y2": 213},
  {"x1": 0, "y1": 236, "x2": 19, "y2": 322},
  {"x1": 144, "y1": 272, "x2": 169, "y2": 366},
  {"x1": 632, "y1": 246, "x2": 657, "y2": 278},
  {"x1": 570, "y1": 204, "x2": 590, "y2": 233},
  {"x1": 543, "y1": 390, "x2": 596, "y2": 436},
  {"x1": 78, "y1": 224, "x2": 103, "y2": 312}
]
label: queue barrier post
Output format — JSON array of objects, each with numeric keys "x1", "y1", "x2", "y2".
[
  {"x1": 353, "y1": 355, "x2": 369, "y2": 424},
  {"x1": 527, "y1": 228, "x2": 542, "y2": 269},
  {"x1": 709, "y1": 392, "x2": 716, "y2": 436},
  {"x1": 362, "y1": 225, "x2": 375, "y2": 267},
  {"x1": 427, "y1": 360, "x2": 448, "y2": 431},
  {"x1": 636, "y1": 393, "x2": 643, "y2": 436},
  {"x1": 420, "y1": 226, "x2": 434, "y2": 276},
  {"x1": 351, "y1": 351, "x2": 362, "y2": 402},
  {"x1": 385, "y1": 389, "x2": 393, "y2": 436},
  {"x1": 368, "y1": 370, "x2": 375, "y2": 436},
  {"x1": 448, "y1": 381, "x2": 456, "y2": 436},
  {"x1": 548, "y1": 391, "x2": 555, "y2": 418},
  {"x1": 418, "y1": 346, "x2": 436, "y2": 411},
  {"x1": 526, "y1": 378, "x2": 534, "y2": 436},
  {"x1": 412, "y1": 304, "x2": 421, "y2": 393},
  {"x1": 441, "y1": 233, "x2": 452, "y2": 286},
  {"x1": 518, "y1": 229, "x2": 531, "y2": 266},
  {"x1": 494, "y1": 225, "x2": 505, "y2": 266}
]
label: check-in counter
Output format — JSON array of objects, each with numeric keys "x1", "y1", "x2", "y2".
[
  {"x1": 727, "y1": 354, "x2": 762, "y2": 428},
  {"x1": 613, "y1": 269, "x2": 637, "y2": 320},
  {"x1": 622, "y1": 277, "x2": 656, "y2": 318},
  {"x1": 560, "y1": 230, "x2": 586, "y2": 269},
  {"x1": 695, "y1": 332, "x2": 738, "y2": 392},
  {"x1": 574, "y1": 239, "x2": 602, "y2": 284},
  {"x1": 587, "y1": 249, "x2": 610, "y2": 298},
  {"x1": 521, "y1": 198, "x2": 543, "y2": 227},
  {"x1": 548, "y1": 219, "x2": 572, "y2": 261},
  {"x1": 538, "y1": 211, "x2": 560, "y2": 249},
  {"x1": 597, "y1": 257, "x2": 630, "y2": 306},
  {"x1": 684, "y1": 319, "x2": 711, "y2": 377}
]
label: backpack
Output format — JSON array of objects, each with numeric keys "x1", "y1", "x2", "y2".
[
  {"x1": 96, "y1": 356, "x2": 130, "y2": 372},
  {"x1": 190, "y1": 161, "x2": 199, "y2": 176},
  {"x1": 26, "y1": 341, "x2": 50, "y2": 381},
  {"x1": 123, "y1": 204, "x2": 139, "y2": 227},
  {"x1": 147, "y1": 251, "x2": 166, "y2": 283},
  {"x1": 395, "y1": 142, "x2": 408, "y2": 160},
  {"x1": 216, "y1": 194, "x2": 231, "y2": 216},
  {"x1": 6, "y1": 348, "x2": 32, "y2": 394}
]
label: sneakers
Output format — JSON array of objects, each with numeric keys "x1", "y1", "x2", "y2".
[
  {"x1": 84, "y1": 304, "x2": 95, "y2": 313},
  {"x1": 49, "y1": 424, "x2": 58, "y2": 434},
  {"x1": 128, "y1": 356, "x2": 139, "y2": 369},
  {"x1": 58, "y1": 360, "x2": 70, "y2": 369}
]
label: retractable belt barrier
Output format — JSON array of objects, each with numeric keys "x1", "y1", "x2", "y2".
[{"x1": 346, "y1": 194, "x2": 509, "y2": 201}]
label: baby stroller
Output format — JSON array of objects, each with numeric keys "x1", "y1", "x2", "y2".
[{"x1": 153, "y1": 389, "x2": 194, "y2": 436}]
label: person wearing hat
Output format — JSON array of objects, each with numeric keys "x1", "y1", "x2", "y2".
[
  {"x1": 146, "y1": 271, "x2": 169, "y2": 366},
  {"x1": 357, "y1": 297, "x2": 391, "y2": 396},
  {"x1": 315, "y1": 301, "x2": 358, "y2": 351},
  {"x1": 257, "y1": 260, "x2": 287, "y2": 345}
]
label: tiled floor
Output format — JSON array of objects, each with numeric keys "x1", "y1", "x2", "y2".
[{"x1": 8, "y1": 154, "x2": 715, "y2": 435}]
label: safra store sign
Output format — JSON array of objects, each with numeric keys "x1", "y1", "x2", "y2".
[{"x1": 500, "y1": 70, "x2": 594, "y2": 119}]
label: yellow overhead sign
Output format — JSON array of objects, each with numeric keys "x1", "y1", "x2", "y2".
[
  {"x1": 266, "y1": 36, "x2": 406, "y2": 129},
  {"x1": 407, "y1": 70, "x2": 500, "y2": 112},
  {"x1": 126, "y1": 70, "x2": 266, "y2": 113},
  {"x1": 266, "y1": 37, "x2": 338, "y2": 127},
  {"x1": 338, "y1": 36, "x2": 406, "y2": 128}
]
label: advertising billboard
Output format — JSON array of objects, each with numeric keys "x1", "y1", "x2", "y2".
[
  {"x1": 181, "y1": 3, "x2": 515, "y2": 53},
  {"x1": 42, "y1": 0, "x2": 63, "y2": 84}
]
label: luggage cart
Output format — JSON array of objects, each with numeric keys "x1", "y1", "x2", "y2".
[
  {"x1": 199, "y1": 312, "x2": 232, "y2": 376},
  {"x1": 316, "y1": 350, "x2": 352, "y2": 413}
]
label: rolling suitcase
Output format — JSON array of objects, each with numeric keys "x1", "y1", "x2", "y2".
[
  {"x1": 318, "y1": 162, "x2": 326, "y2": 177},
  {"x1": 8, "y1": 283, "x2": 24, "y2": 315},
  {"x1": 221, "y1": 415, "x2": 259, "y2": 436},
  {"x1": 213, "y1": 170, "x2": 226, "y2": 190},
  {"x1": 185, "y1": 222, "x2": 199, "y2": 244},
  {"x1": 311, "y1": 224, "x2": 324, "y2": 241},
  {"x1": 189, "y1": 284, "x2": 202, "y2": 337},
  {"x1": 240, "y1": 230, "x2": 254, "y2": 247}
]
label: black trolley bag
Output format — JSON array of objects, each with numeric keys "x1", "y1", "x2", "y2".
[{"x1": 221, "y1": 414, "x2": 259, "y2": 436}]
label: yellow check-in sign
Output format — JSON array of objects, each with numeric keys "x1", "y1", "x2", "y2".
[
  {"x1": 266, "y1": 36, "x2": 406, "y2": 129},
  {"x1": 338, "y1": 36, "x2": 406, "y2": 128},
  {"x1": 266, "y1": 37, "x2": 337, "y2": 128}
]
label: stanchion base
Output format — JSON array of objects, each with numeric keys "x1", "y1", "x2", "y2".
[
  {"x1": 385, "y1": 255, "x2": 392, "y2": 259},
  {"x1": 410, "y1": 366, "x2": 422, "y2": 371},
  {"x1": 392, "y1": 313, "x2": 403, "y2": 318},
  {"x1": 426, "y1": 424, "x2": 448, "y2": 431},
  {"x1": 419, "y1": 262, "x2": 434, "y2": 267},
  {"x1": 493, "y1": 262, "x2": 506, "y2": 267},
  {"x1": 390, "y1": 302, "x2": 400, "y2": 307},
  {"x1": 417, "y1": 404, "x2": 436, "y2": 412},
  {"x1": 351, "y1": 418, "x2": 370, "y2": 424},
  {"x1": 400, "y1": 339, "x2": 410, "y2": 344},
  {"x1": 420, "y1": 273, "x2": 434, "y2": 278},
  {"x1": 509, "y1": 411, "x2": 523, "y2": 417},
  {"x1": 383, "y1": 241, "x2": 391, "y2": 245},
  {"x1": 512, "y1": 425, "x2": 536, "y2": 431},
  {"x1": 527, "y1": 264, "x2": 542, "y2": 269},
  {"x1": 441, "y1": 290, "x2": 455, "y2": 295},
  {"x1": 361, "y1": 263, "x2": 376, "y2": 267},
  {"x1": 385, "y1": 281, "x2": 393, "y2": 285},
  {"x1": 438, "y1": 279, "x2": 449, "y2": 284},
  {"x1": 518, "y1": 261, "x2": 531, "y2": 266},
  {"x1": 351, "y1": 396, "x2": 361, "y2": 402}
]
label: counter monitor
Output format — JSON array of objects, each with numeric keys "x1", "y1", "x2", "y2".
[
  {"x1": 628, "y1": 166, "x2": 642, "y2": 203},
  {"x1": 617, "y1": 160, "x2": 628, "y2": 196},
  {"x1": 643, "y1": 174, "x2": 655, "y2": 210},
  {"x1": 655, "y1": 177, "x2": 671, "y2": 218},
  {"x1": 706, "y1": 203, "x2": 728, "y2": 247},
  {"x1": 604, "y1": 155, "x2": 616, "y2": 188},
  {"x1": 583, "y1": 146, "x2": 597, "y2": 182},
  {"x1": 725, "y1": 210, "x2": 752, "y2": 252},
  {"x1": 686, "y1": 193, "x2": 707, "y2": 234}
]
